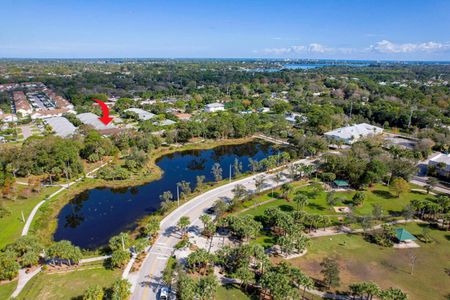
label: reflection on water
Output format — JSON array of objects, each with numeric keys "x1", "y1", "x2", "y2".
[{"x1": 54, "y1": 141, "x2": 278, "y2": 249}]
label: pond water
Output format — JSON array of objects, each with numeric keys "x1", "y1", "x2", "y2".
[{"x1": 53, "y1": 141, "x2": 279, "y2": 249}]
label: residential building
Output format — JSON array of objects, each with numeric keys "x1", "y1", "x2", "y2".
[
  {"x1": 157, "y1": 119, "x2": 176, "y2": 126},
  {"x1": 204, "y1": 103, "x2": 225, "y2": 113},
  {"x1": 45, "y1": 116, "x2": 77, "y2": 137},
  {"x1": 173, "y1": 113, "x2": 192, "y2": 121},
  {"x1": 124, "y1": 108, "x2": 156, "y2": 121},
  {"x1": 285, "y1": 112, "x2": 307, "y2": 125},
  {"x1": 324, "y1": 123, "x2": 383, "y2": 144},
  {"x1": 77, "y1": 112, "x2": 118, "y2": 135},
  {"x1": 428, "y1": 153, "x2": 450, "y2": 177},
  {"x1": 13, "y1": 91, "x2": 32, "y2": 116}
]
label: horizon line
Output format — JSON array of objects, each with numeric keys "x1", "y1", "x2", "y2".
[{"x1": 1, "y1": 57, "x2": 450, "y2": 63}]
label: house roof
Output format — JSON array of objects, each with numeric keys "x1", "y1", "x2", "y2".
[
  {"x1": 77, "y1": 112, "x2": 117, "y2": 130},
  {"x1": 429, "y1": 153, "x2": 450, "y2": 166},
  {"x1": 395, "y1": 228, "x2": 417, "y2": 241},
  {"x1": 324, "y1": 123, "x2": 383, "y2": 141},
  {"x1": 45, "y1": 116, "x2": 77, "y2": 137},
  {"x1": 158, "y1": 119, "x2": 176, "y2": 126},
  {"x1": 205, "y1": 103, "x2": 224, "y2": 108},
  {"x1": 124, "y1": 108, "x2": 156, "y2": 121}
]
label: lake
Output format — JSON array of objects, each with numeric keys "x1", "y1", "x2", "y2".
[{"x1": 53, "y1": 141, "x2": 279, "y2": 249}]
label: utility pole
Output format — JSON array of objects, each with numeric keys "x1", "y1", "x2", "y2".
[
  {"x1": 177, "y1": 185, "x2": 180, "y2": 206},
  {"x1": 408, "y1": 106, "x2": 415, "y2": 128},
  {"x1": 349, "y1": 101, "x2": 353, "y2": 119},
  {"x1": 121, "y1": 235, "x2": 125, "y2": 251},
  {"x1": 229, "y1": 164, "x2": 232, "y2": 182}
]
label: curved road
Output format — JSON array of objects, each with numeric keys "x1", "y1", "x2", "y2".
[{"x1": 130, "y1": 157, "x2": 314, "y2": 300}]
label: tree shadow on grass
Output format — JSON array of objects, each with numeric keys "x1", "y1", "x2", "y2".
[
  {"x1": 387, "y1": 210, "x2": 402, "y2": 217},
  {"x1": 307, "y1": 203, "x2": 326, "y2": 211},
  {"x1": 279, "y1": 204, "x2": 294, "y2": 212},
  {"x1": 372, "y1": 190, "x2": 395, "y2": 199},
  {"x1": 221, "y1": 283, "x2": 259, "y2": 300}
]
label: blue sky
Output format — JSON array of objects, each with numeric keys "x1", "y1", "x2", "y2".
[{"x1": 1, "y1": 0, "x2": 449, "y2": 60}]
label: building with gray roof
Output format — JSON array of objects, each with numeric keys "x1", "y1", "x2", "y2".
[
  {"x1": 45, "y1": 116, "x2": 77, "y2": 137},
  {"x1": 324, "y1": 123, "x2": 383, "y2": 144},
  {"x1": 77, "y1": 112, "x2": 118, "y2": 131},
  {"x1": 124, "y1": 108, "x2": 156, "y2": 121}
]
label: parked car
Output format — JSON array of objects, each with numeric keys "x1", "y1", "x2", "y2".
[
  {"x1": 159, "y1": 286, "x2": 169, "y2": 300},
  {"x1": 204, "y1": 206, "x2": 215, "y2": 215}
]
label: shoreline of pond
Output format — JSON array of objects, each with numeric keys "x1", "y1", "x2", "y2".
[{"x1": 32, "y1": 137, "x2": 274, "y2": 250}]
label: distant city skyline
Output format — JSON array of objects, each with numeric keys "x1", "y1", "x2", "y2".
[{"x1": 0, "y1": 0, "x2": 449, "y2": 60}]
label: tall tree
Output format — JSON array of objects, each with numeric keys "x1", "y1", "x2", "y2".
[
  {"x1": 320, "y1": 257, "x2": 340, "y2": 289},
  {"x1": 211, "y1": 163, "x2": 223, "y2": 182}
]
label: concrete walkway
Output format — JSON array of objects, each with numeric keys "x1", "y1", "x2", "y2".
[
  {"x1": 10, "y1": 267, "x2": 42, "y2": 298},
  {"x1": 306, "y1": 219, "x2": 425, "y2": 238},
  {"x1": 79, "y1": 255, "x2": 112, "y2": 264},
  {"x1": 253, "y1": 133, "x2": 291, "y2": 146},
  {"x1": 11, "y1": 162, "x2": 110, "y2": 299},
  {"x1": 21, "y1": 161, "x2": 110, "y2": 236},
  {"x1": 9, "y1": 254, "x2": 112, "y2": 299}
]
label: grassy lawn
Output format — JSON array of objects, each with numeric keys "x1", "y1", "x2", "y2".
[
  {"x1": 289, "y1": 223, "x2": 450, "y2": 300},
  {"x1": 17, "y1": 265, "x2": 120, "y2": 300},
  {"x1": 0, "y1": 185, "x2": 59, "y2": 249},
  {"x1": 240, "y1": 183, "x2": 436, "y2": 219},
  {"x1": 216, "y1": 284, "x2": 253, "y2": 300},
  {"x1": 0, "y1": 280, "x2": 17, "y2": 300}
]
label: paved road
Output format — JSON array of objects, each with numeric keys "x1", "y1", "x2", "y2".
[
  {"x1": 20, "y1": 125, "x2": 33, "y2": 140},
  {"x1": 410, "y1": 176, "x2": 450, "y2": 195},
  {"x1": 130, "y1": 158, "x2": 314, "y2": 300}
]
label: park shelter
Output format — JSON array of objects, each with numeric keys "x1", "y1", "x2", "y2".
[
  {"x1": 333, "y1": 180, "x2": 350, "y2": 188},
  {"x1": 395, "y1": 228, "x2": 417, "y2": 242}
]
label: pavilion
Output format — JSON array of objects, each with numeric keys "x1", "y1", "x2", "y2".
[
  {"x1": 395, "y1": 228, "x2": 417, "y2": 242},
  {"x1": 333, "y1": 180, "x2": 350, "y2": 189}
]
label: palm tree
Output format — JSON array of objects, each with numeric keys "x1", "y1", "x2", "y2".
[
  {"x1": 272, "y1": 172, "x2": 283, "y2": 196},
  {"x1": 211, "y1": 163, "x2": 223, "y2": 182},
  {"x1": 302, "y1": 164, "x2": 315, "y2": 180},
  {"x1": 425, "y1": 177, "x2": 438, "y2": 194},
  {"x1": 280, "y1": 183, "x2": 293, "y2": 200},
  {"x1": 177, "y1": 216, "x2": 190, "y2": 238},
  {"x1": 253, "y1": 175, "x2": 266, "y2": 194},
  {"x1": 294, "y1": 194, "x2": 309, "y2": 211}
]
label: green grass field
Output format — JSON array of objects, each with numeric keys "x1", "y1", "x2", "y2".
[
  {"x1": 0, "y1": 280, "x2": 17, "y2": 300},
  {"x1": 290, "y1": 223, "x2": 450, "y2": 300},
  {"x1": 240, "y1": 183, "x2": 436, "y2": 219},
  {"x1": 216, "y1": 284, "x2": 253, "y2": 300},
  {"x1": 0, "y1": 185, "x2": 59, "y2": 249},
  {"x1": 17, "y1": 265, "x2": 121, "y2": 300}
]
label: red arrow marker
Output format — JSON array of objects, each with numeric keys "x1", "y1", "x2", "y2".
[{"x1": 93, "y1": 99, "x2": 113, "y2": 125}]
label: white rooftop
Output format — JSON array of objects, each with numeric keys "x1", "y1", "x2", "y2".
[
  {"x1": 325, "y1": 123, "x2": 383, "y2": 142},
  {"x1": 205, "y1": 103, "x2": 224, "y2": 108},
  {"x1": 158, "y1": 119, "x2": 176, "y2": 126},
  {"x1": 45, "y1": 116, "x2": 77, "y2": 137},
  {"x1": 429, "y1": 153, "x2": 450, "y2": 166},
  {"x1": 124, "y1": 108, "x2": 156, "y2": 121},
  {"x1": 77, "y1": 112, "x2": 117, "y2": 130}
]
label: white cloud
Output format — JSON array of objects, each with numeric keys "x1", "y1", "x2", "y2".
[
  {"x1": 370, "y1": 40, "x2": 450, "y2": 53},
  {"x1": 258, "y1": 43, "x2": 332, "y2": 55}
]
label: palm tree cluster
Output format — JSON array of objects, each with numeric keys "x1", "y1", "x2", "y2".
[{"x1": 350, "y1": 281, "x2": 408, "y2": 300}]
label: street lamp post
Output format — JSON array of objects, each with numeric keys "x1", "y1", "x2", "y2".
[{"x1": 177, "y1": 185, "x2": 180, "y2": 206}]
